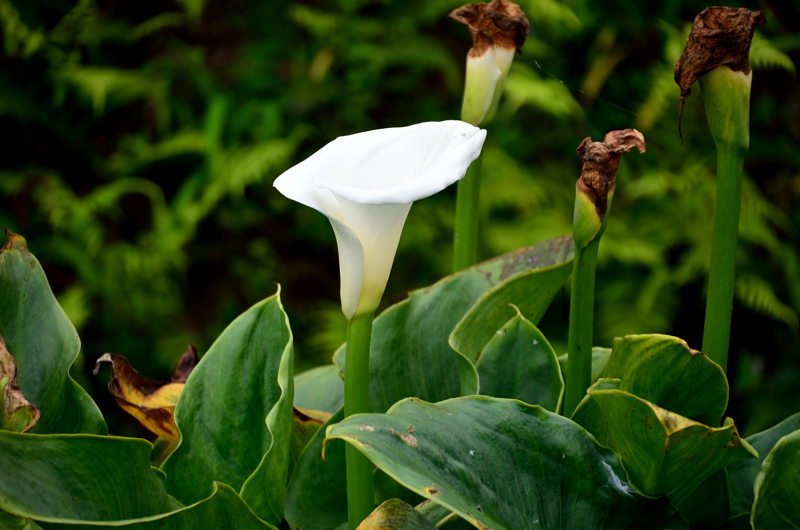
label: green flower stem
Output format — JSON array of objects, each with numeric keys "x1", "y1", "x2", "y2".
[
  {"x1": 453, "y1": 153, "x2": 483, "y2": 272},
  {"x1": 344, "y1": 310, "x2": 376, "y2": 529},
  {"x1": 699, "y1": 66, "x2": 751, "y2": 389},
  {"x1": 701, "y1": 142, "x2": 745, "y2": 379},
  {"x1": 563, "y1": 236, "x2": 600, "y2": 417}
]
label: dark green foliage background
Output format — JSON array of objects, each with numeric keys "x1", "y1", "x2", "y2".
[{"x1": 0, "y1": 0, "x2": 798, "y2": 436}]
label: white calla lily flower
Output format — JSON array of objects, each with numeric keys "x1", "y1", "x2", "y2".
[{"x1": 274, "y1": 121, "x2": 486, "y2": 320}]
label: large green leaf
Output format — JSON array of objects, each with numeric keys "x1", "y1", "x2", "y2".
[
  {"x1": 358, "y1": 499, "x2": 437, "y2": 530},
  {"x1": 161, "y1": 288, "x2": 293, "y2": 526},
  {"x1": 751, "y1": 428, "x2": 800, "y2": 529},
  {"x1": 326, "y1": 396, "x2": 685, "y2": 530},
  {"x1": 572, "y1": 383, "x2": 757, "y2": 503},
  {"x1": 0, "y1": 431, "x2": 275, "y2": 529},
  {"x1": 728, "y1": 411, "x2": 800, "y2": 516},
  {"x1": 334, "y1": 236, "x2": 574, "y2": 413},
  {"x1": 475, "y1": 308, "x2": 563, "y2": 411},
  {"x1": 598, "y1": 334, "x2": 728, "y2": 420},
  {"x1": 449, "y1": 239, "x2": 574, "y2": 367},
  {"x1": 284, "y1": 408, "x2": 347, "y2": 530},
  {"x1": 294, "y1": 364, "x2": 344, "y2": 414},
  {"x1": 0, "y1": 232, "x2": 106, "y2": 435}
]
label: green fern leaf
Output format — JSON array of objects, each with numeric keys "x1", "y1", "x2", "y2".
[
  {"x1": 750, "y1": 33, "x2": 796, "y2": 75},
  {"x1": 736, "y1": 274, "x2": 799, "y2": 331}
]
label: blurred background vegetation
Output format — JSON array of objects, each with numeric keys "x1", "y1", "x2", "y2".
[{"x1": 1, "y1": 0, "x2": 798, "y2": 437}]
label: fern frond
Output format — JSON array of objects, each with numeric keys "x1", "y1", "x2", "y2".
[
  {"x1": 750, "y1": 33, "x2": 796, "y2": 75},
  {"x1": 518, "y1": 0, "x2": 581, "y2": 33},
  {"x1": 108, "y1": 132, "x2": 207, "y2": 175},
  {"x1": 502, "y1": 63, "x2": 583, "y2": 118},
  {"x1": 0, "y1": 0, "x2": 45, "y2": 58},
  {"x1": 55, "y1": 67, "x2": 169, "y2": 125},
  {"x1": 130, "y1": 12, "x2": 187, "y2": 41},
  {"x1": 736, "y1": 274, "x2": 799, "y2": 331}
]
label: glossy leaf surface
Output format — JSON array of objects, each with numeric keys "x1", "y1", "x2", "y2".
[
  {"x1": 476, "y1": 310, "x2": 563, "y2": 411},
  {"x1": 161, "y1": 288, "x2": 293, "y2": 526},
  {"x1": 751, "y1": 428, "x2": 800, "y2": 529},
  {"x1": 294, "y1": 364, "x2": 344, "y2": 414},
  {"x1": 0, "y1": 431, "x2": 275, "y2": 528},
  {"x1": 0, "y1": 232, "x2": 106, "y2": 435},
  {"x1": 728, "y1": 411, "x2": 800, "y2": 516},
  {"x1": 327, "y1": 396, "x2": 684, "y2": 530},
  {"x1": 598, "y1": 334, "x2": 728, "y2": 420},
  {"x1": 334, "y1": 237, "x2": 574, "y2": 413},
  {"x1": 284, "y1": 408, "x2": 347, "y2": 530},
  {"x1": 572, "y1": 384, "x2": 756, "y2": 503},
  {"x1": 449, "y1": 237, "x2": 574, "y2": 364}
]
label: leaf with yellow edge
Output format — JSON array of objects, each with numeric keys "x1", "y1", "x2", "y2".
[
  {"x1": 0, "y1": 335, "x2": 40, "y2": 433},
  {"x1": 93, "y1": 353, "x2": 184, "y2": 440}
]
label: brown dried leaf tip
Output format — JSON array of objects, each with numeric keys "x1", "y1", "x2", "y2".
[
  {"x1": 171, "y1": 343, "x2": 199, "y2": 383},
  {"x1": 577, "y1": 129, "x2": 646, "y2": 220},
  {"x1": 94, "y1": 353, "x2": 185, "y2": 440},
  {"x1": 0, "y1": 335, "x2": 41, "y2": 433},
  {"x1": 674, "y1": 7, "x2": 766, "y2": 131},
  {"x1": 449, "y1": 0, "x2": 529, "y2": 58}
]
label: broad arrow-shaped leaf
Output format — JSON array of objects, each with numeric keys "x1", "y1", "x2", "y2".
[
  {"x1": 161, "y1": 287, "x2": 293, "y2": 526},
  {"x1": 294, "y1": 364, "x2": 343, "y2": 415},
  {"x1": 327, "y1": 396, "x2": 685, "y2": 530},
  {"x1": 751, "y1": 428, "x2": 800, "y2": 529},
  {"x1": 284, "y1": 408, "x2": 347, "y2": 530},
  {"x1": 334, "y1": 236, "x2": 574, "y2": 412},
  {"x1": 572, "y1": 382, "x2": 757, "y2": 503},
  {"x1": 598, "y1": 334, "x2": 728, "y2": 420},
  {"x1": 0, "y1": 232, "x2": 106, "y2": 434},
  {"x1": 475, "y1": 308, "x2": 563, "y2": 411},
  {"x1": 728, "y1": 411, "x2": 800, "y2": 516},
  {"x1": 0, "y1": 431, "x2": 276, "y2": 529}
]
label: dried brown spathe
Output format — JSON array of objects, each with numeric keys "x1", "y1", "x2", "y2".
[
  {"x1": 577, "y1": 129, "x2": 646, "y2": 220},
  {"x1": 449, "y1": 0, "x2": 529, "y2": 58},
  {"x1": 673, "y1": 7, "x2": 766, "y2": 135}
]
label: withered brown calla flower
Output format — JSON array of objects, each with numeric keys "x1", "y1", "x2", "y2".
[
  {"x1": 577, "y1": 129, "x2": 646, "y2": 221},
  {"x1": 674, "y1": 7, "x2": 766, "y2": 135},
  {"x1": 449, "y1": 0, "x2": 530, "y2": 57},
  {"x1": 450, "y1": 0, "x2": 530, "y2": 125}
]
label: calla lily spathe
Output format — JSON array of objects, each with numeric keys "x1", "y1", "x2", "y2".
[{"x1": 274, "y1": 121, "x2": 486, "y2": 320}]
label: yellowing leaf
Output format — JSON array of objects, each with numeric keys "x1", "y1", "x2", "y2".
[
  {"x1": 93, "y1": 353, "x2": 184, "y2": 440},
  {"x1": 0, "y1": 335, "x2": 40, "y2": 433}
]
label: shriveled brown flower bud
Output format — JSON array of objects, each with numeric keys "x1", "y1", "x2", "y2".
[
  {"x1": 449, "y1": 0, "x2": 529, "y2": 57},
  {"x1": 577, "y1": 129, "x2": 646, "y2": 222},
  {"x1": 450, "y1": 0, "x2": 530, "y2": 125},
  {"x1": 674, "y1": 7, "x2": 766, "y2": 136}
]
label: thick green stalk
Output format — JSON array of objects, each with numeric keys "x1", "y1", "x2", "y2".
[
  {"x1": 344, "y1": 311, "x2": 375, "y2": 529},
  {"x1": 564, "y1": 236, "x2": 600, "y2": 417},
  {"x1": 699, "y1": 67, "x2": 751, "y2": 380},
  {"x1": 453, "y1": 154, "x2": 483, "y2": 272},
  {"x1": 701, "y1": 142, "x2": 745, "y2": 376}
]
